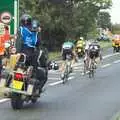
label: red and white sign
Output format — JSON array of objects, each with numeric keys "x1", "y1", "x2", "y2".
[{"x1": 0, "y1": 12, "x2": 12, "y2": 24}]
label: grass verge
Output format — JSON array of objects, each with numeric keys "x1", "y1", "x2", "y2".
[
  {"x1": 111, "y1": 112, "x2": 120, "y2": 120},
  {"x1": 48, "y1": 51, "x2": 61, "y2": 61},
  {"x1": 99, "y1": 41, "x2": 112, "y2": 49},
  {"x1": 0, "y1": 87, "x2": 5, "y2": 98}
]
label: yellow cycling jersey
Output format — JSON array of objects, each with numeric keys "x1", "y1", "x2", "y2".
[{"x1": 76, "y1": 40, "x2": 84, "y2": 48}]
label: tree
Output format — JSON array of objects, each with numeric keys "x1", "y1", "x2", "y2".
[
  {"x1": 97, "y1": 11, "x2": 112, "y2": 30},
  {"x1": 19, "y1": 0, "x2": 112, "y2": 51}
]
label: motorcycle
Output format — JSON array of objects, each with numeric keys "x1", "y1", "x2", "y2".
[
  {"x1": 112, "y1": 39, "x2": 120, "y2": 53},
  {"x1": 115, "y1": 43, "x2": 119, "y2": 52},
  {"x1": 0, "y1": 53, "x2": 44, "y2": 109}
]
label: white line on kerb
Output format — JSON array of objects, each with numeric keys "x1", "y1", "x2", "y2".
[
  {"x1": 101, "y1": 64, "x2": 111, "y2": 68},
  {"x1": 0, "y1": 98, "x2": 10, "y2": 103},
  {"x1": 113, "y1": 60, "x2": 120, "y2": 64}
]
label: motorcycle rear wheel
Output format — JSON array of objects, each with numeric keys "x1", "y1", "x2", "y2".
[{"x1": 11, "y1": 93, "x2": 23, "y2": 110}]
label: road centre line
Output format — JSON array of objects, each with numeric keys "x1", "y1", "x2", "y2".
[
  {"x1": 48, "y1": 77, "x2": 59, "y2": 80},
  {"x1": 113, "y1": 60, "x2": 120, "y2": 64},
  {"x1": 49, "y1": 80, "x2": 63, "y2": 86},
  {"x1": 70, "y1": 73, "x2": 76, "y2": 75},
  {"x1": 101, "y1": 64, "x2": 111, "y2": 68},
  {"x1": 103, "y1": 53, "x2": 119, "y2": 59},
  {"x1": 0, "y1": 98, "x2": 10, "y2": 103},
  {"x1": 49, "y1": 76, "x2": 75, "y2": 86}
]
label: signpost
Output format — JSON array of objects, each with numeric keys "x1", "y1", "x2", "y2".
[{"x1": 0, "y1": 0, "x2": 19, "y2": 35}]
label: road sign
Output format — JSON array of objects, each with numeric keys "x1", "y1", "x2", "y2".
[
  {"x1": 0, "y1": 12, "x2": 12, "y2": 24},
  {"x1": 0, "y1": 0, "x2": 19, "y2": 35}
]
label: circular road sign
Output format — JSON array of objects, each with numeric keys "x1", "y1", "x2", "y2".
[{"x1": 0, "y1": 12, "x2": 12, "y2": 24}]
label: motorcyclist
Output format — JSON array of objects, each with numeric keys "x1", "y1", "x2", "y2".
[{"x1": 15, "y1": 14, "x2": 48, "y2": 90}]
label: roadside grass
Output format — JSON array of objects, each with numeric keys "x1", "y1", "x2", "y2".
[
  {"x1": 48, "y1": 51, "x2": 61, "y2": 61},
  {"x1": 0, "y1": 87, "x2": 5, "y2": 98},
  {"x1": 99, "y1": 41, "x2": 112, "y2": 49},
  {"x1": 111, "y1": 112, "x2": 120, "y2": 120}
]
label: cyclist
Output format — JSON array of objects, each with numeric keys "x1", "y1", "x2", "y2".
[
  {"x1": 60, "y1": 40, "x2": 75, "y2": 79},
  {"x1": 84, "y1": 40, "x2": 102, "y2": 70},
  {"x1": 75, "y1": 37, "x2": 85, "y2": 57}
]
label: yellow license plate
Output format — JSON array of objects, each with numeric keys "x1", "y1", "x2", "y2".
[{"x1": 12, "y1": 80, "x2": 23, "y2": 90}]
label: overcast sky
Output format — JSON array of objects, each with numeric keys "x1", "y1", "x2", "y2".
[{"x1": 110, "y1": 0, "x2": 120, "y2": 24}]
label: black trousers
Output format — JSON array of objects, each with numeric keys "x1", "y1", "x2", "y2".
[
  {"x1": 21, "y1": 46, "x2": 48, "y2": 90},
  {"x1": 21, "y1": 46, "x2": 35, "y2": 67}
]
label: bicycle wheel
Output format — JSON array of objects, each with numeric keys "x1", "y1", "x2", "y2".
[
  {"x1": 63, "y1": 64, "x2": 69, "y2": 84},
  {"x1": 83, "y1": 60, "x2": 88, "y2": 75},
  {"x1": 89, "y1": 60, "x2": 95, "y2": 78}
]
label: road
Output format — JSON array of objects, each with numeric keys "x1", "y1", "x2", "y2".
[{"x1": 0, "y1": 48, "x2": 120, "y2": 120}]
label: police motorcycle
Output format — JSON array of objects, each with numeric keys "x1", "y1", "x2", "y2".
[
  {"x1": 0, "y1": 51, "x2": 46, "y2": 110},
  {"x1": 0, "y1": 19, "x2": 48, "y2": 109}
]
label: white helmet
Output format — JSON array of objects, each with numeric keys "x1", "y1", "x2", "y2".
[{"x1": 80, "y1": 37, "x2": 84, "y2": 40}]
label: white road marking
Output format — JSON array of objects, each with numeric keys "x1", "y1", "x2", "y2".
[
  {"x1": 103, "y1": 53, "x2": 119, "y2": 59},
  {"x1": 48, "y1": 77, "x2": 59, "y2": 80},
  {"x1": 49, "y1": 80, "x2": 63, "y2": 86},
  {"x1": 74, "y1": 69, "x2": 83, "y2": 72},
  {"x1": 68, "y1": 76, "x2": 75, "y2": 80},
  {"x1": 101, "y1": 64, "x2": 111, "y2": 68},
  {"x1": 113, "y1": 60, "x2": 120, "y2": 64},
  {"x1": 48, "y1": 71, "x2": 60, "y2": 74},
  {"x1": 74, "y1": 66, "x2": 83, "y2": 70},
  {"x1": 0, "y1": 98, "x2": 10, "y2": 103},
  {"x1": 70, "y1": 73, "x2": 76, "y2": 75},
  {"x1": 73, "y1": 63, "x2": 83, "y2": 67},
  {"x1": 49, "y1": 76, "x2": 75, "y2": 86}
]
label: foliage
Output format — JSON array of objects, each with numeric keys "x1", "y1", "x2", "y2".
[
  {"x1": 19, "y1": 0, "x2": 112, "y2": 51},
  {"x1": 112, "y1": 24, "x2": 120, "y2": 34},
  {"x1": 97, "y1": 11, "x2": 112, "y2": 30}
]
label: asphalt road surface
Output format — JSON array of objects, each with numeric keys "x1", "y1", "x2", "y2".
[{"x1": 0, "y1": 48, "x2": 120, "y2": 120}]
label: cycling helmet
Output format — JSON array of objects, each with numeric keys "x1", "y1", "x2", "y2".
[
  {"x1": 20, "y1": 14, "x2": 32, "y2": 26},
  {"x1": 80, "y1": 37, "x2": 84, "y2": 40}
]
